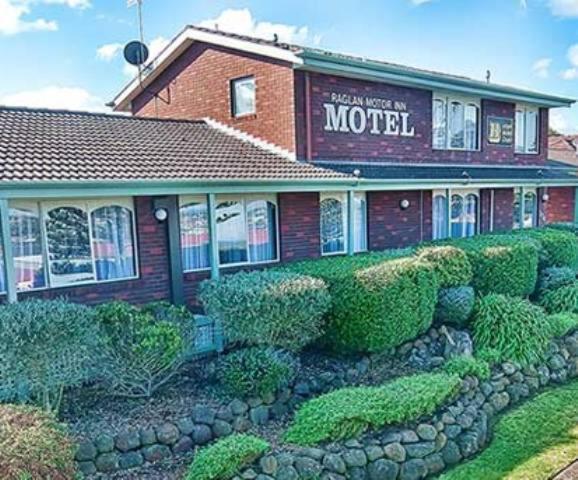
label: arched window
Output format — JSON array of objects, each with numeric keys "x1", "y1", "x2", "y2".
[
  {"x1": 433, "y1": 194, "x2": 448, "y2": 240},
  {"x1": 465, "y1": 194, "x2": 478, "y2": 237},
  {"x1": 216, "y1": 200, "x2": 247, "y2": 265},
  {"x1": 91, "y1": 205, "x2": 136, "y2": 281},
  {"x1": 451, "y1": 194, "x2": 464, "y2": 238},
  {"x1": 247, "y1": 200, "x2": 277, "y2": 263},
  {"x1": 436, "y1": 190, "x2": 479, "y2": 239},
  {"x1": 320, "y1": 195, "x2": 346, "y2": 255},
  {"x1": 523, "y1": 190, "x2": 538, "y2": 228},
  {"x1": 179, "y1": 199, "x2": 210, "y2": 271}
]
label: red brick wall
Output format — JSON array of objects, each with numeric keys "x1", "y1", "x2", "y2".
[
  {"x1": 279, "y1": 192, "x2": 321, "y2": 262},
  {"x1": 492, "y1": 188, "x2": 515, "y2": 231},
  {"x1": 544, "y1": 187, "x2": 575, "y2": 224},
  {"x1": 297, "y1": 72, "x2": 549, "y2": 165},
  {"x1": 132, "y1": 42, "x2": 296, "y2": 153},
  {"x1": 479, "y1": 189, "x2": 493, "y2": 233}
]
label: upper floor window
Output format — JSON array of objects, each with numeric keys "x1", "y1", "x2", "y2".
[
  {"x1": 320, "y1": 192, "x2": 367, "y2": 255},
  {"x1": 515, "y1": 106, "x2": 539, "y2": 154},
  {"x1": 231, "y1": 76, "x2": 256, "y2": 117},
  {"x1": 433, "y1": 95, "x2": 480, "y2": 151}
]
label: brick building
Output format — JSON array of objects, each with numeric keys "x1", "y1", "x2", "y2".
[{"x1": 1, "y1": 25, "x2": 577, "y2": 307}]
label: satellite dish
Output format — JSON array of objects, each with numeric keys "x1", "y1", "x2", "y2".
[{"x1": 124, "y1": 40, "x2": 149, "y2": 66}]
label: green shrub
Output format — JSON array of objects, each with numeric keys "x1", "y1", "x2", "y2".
[
  {"x1": 284, "y1": 372, "x2": 460, "y2": 445},
  {"x1": 95, "y1": 301, "x2": 195, "y2": 398},
  {"x1": 200, "y1": 271, "x2": 331, "y2": 352},
  {"x1": 0, "y1": 404, "x2": 75, "y2": 480},
  {"x1": 417, "y1": 246, "x2": 473, "y2": 288},
  {"x1": 186, "y1": 434, "x2": 270, "y2": 480},
  {"x1": 538, "y1": 283, "x2": 578, "y2": 314},
  {"x1": 537, "y1": 266, "x2": 576, "y2": 293},
  {"x1": 443, "y1": 356, "x2": 491, "y2": 380},
  {"x1": 548, "y1": 313, "x2": 578, "y2": 337},
  {"x1": 513, "y1": 228, "x2": 578, "y2": 270},
  {"x1": 435, "y1": 286, "x2": 475, "y2": 327},
  {"x1": 217, "y1": 347, "x2": 298, "y2": 399},
  {"x1": 0, "y1": 299, "x2": 101, "y2": 414},
  {"x1": 473, "y1": 294, "x2": 551, "y2": 365}
]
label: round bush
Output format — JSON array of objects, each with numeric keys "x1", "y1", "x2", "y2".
[
  {"x1": 418, "y1": 246, "x2": 473, "y2": 288},
  {"x1": 548, "y1": 313, "x2": 578, "y2": 337},
  {"x1": 473, "y1": 294, "x2": 551, "y2": 365},
  {"x1": 515, "y1": 228, "x2": 578, "y2": 270},
  {"x1": 538, "y1": 282, "x2": 578, "y2": 314},
  {"x1": 537, "y1": 266, "x2": 576, "y2": 293},
  {"x1": 0, "y1": 404, "x2": 75, "y2": 480},
  {"x1": 217, "y1": 347, "x2": 298, "y2": 399},
  {"x1": 200, "y1": 271, "x2": 331, "y2": 352},
  {"x1": 435, "y1": 286, "x2": 475, "y2": 327}
]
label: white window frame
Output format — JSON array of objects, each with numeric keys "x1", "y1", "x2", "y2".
[
  {"x1": 179, "y1": 195, "x2": 211, "y2": 273},
  {"x1": 515, "y1": 105, "x2": 540, "y2": 155},
  {"x1": 432, "y1": 188, "x2": 480, "y2": 239},
  {"x1": 320, "y1": 192, "x2": 348, "y2": 256},
  {"x1": 231, "y1": 76, "x2": 256, "y2": 117},
  {"x1": 353, "y1": 192, "x2": 368, "y2": 253},
  {"x1": 432, "y1": 93, "x2": 481, "y2": 152},
  {"x1": 10, "y1": 197, "x2": 139, "y2": 292}
]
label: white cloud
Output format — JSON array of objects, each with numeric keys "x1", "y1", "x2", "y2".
[
  {"x1": 1, "y1": 86, "x2": 105, "y2": 112},
  {"x1": 0, "y1": 0, "x2": 57, "y2": 35},
  {"x1": 198, "y1": 8, "x2": 310, "y2": 44},
  {"x1": 123, "y1": 36, "x2": 169, "y2": 77},
  {"x1": 548, "y1": 0, "x2": 578, "y2": 16},
  {"x1": 532, "y1": 57, "x2": 551, "y2": 78},
  {"x1": 550, "y1": 109, "x2": 575, "y2": 134},
  {"x1": 97, "y1": 42, "x2": 123, "y2": 61},
  {"x1": 560, "y1": 44, "x2": 578, "y2": 79},
  {"x1": 410, "y1": 0, "x2": 432, "y2": 4},
  {"x1": 40, "y1": 0, "x2": 90, "y2": 8},
  {"x1": 561, "y1": 67, "x2": 578, "y2": 79}
]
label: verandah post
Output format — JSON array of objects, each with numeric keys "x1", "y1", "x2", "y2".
[
  {"x1": 0, "y1": 199, "x2": 17, "y2": 303},
  {"x1": 207, "y1": 193, "x2": 220, "y2": 280}
]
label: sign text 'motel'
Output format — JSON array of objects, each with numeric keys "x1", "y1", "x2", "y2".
[{"x1": 323, "y1": 92, "x2": 416, "y2": 137}]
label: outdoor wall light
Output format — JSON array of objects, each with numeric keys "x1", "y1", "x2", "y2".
[
  {"x1": 400, "y1": 199, "x2": 411, "y2": 210},
  {"x1": 541, "y1": 193, "x2": 550, "y2": 202},
  {"x1": 154, "y1": 207, "x2": 169, "y2": 222}
]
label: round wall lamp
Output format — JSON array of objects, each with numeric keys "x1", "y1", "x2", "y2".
[
  {"x1": 399, "y1": 199, "x2": 411, "y2": 210},
  {"x1": 154, "y1": 207, "x2": 169, "y2": 222},
  {"x1": 541, "y1": 193, "x2": 550, "y2": 202}
]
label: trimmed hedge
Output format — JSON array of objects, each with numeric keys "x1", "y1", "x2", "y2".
[
  {"x1": 284, "y1": 372, "x2": 460, "y2": 445},
  {"x1": 442, "y1": 356, "x2": 491, "y2": 381},
  {"x1": 435, "y1": 286, "x2": 475, "y2": 327},
  {"x1": 418, "y1": 246, "x2": 473, "y2": 288},
  {"x1": 548, "y1": 313, "x2": 578, "y2": 337},
  {"x1": 538, "y1": 282, "x2": 578, "y2": 314},
  {"x1": 537, "y1": 266, "x2": 576, "y2": 293},
  {"x1": 217, "y1": 347, "x2": 298, "y2": 399},
  {"x1": 199, "y1": 271, "x2": 331, "y2": 352},
  {"x1": 285, "y1": 253, "x2": 438, "y2": 353},
  {"x1": 186, "y1": 434, "x2": 270, "y2": 480},
  {"x1": 512, "y1": 228, "x2": 578, "y2": 270},
  {"x1": 473, "y1": 294, "x2": 551, "y2": 365}
]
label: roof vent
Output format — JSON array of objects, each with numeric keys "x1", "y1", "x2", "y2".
[
  {"x1": 273, "y1": 33, "x2": 279, "y2": 44},
  {"x1": 486, "y1": 70, "x2": 491, "y2": 83}
]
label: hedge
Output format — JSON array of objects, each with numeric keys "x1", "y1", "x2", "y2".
[
  {"x1": 536, "y1": 266, "x2": 576, "y2": 294},
  {"x1": 186, "y1": 434, "x2": 270, "y2": 480},
  {"x1": 538, "y1": 282, "x2": 578, "y2": 314},
  {"x1": 417, "y1": 246, "x2": 473, "y2": 288},
  {"x1": 199, "y1": 270, "x2": 331, "y2": 352},
  {"x1": 284, "y1": 372, "x2": 461, "y2": 445},
  {"x1": 548, "y1": 313, "x2": 578, "y2": 337},
  {"x1": 512, "y1": 228, "x2": 578, "y2": 270},
  {"x1": 284, "y1": 252, "x2": 437, "y2": 353}
]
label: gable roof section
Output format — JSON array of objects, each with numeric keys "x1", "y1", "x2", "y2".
[
  {"x1": 0, "y1": 107, "x2": 348, "y2": 185},
  {"x1": 112, "y1": 25, "x2": 575, "y2": 112}
]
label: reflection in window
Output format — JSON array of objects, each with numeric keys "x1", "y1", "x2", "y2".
[
  {"x1": 515, "y1": 106, "x2": 539, "y2": 154},
  {"x1": 247, "y1": 200, "x2": 277, "y2": 263},
  {"x1": 321, "y1": 197, "x2": 345, "y2": 255},
  {"x1": 432, "y1": 99, "x2": 446, "y2": 149},
  {"x1": 433, "y1": 194, "x2": 448, "y2": 240},
  {"x1": 433, "y1": 95, "x2": 479, "y2": 151},
  {"x1": 91, "y1": 206, "x2": 136, "y2": 281},
  {"x1": 180, "y1": 201, "x2": 210, "y2": 271},
  {"x1": 465, "y1": 104, "x2": 479, "y2": 150},
  {"x1": 45, "y1": 206, "x2": 94, "y2": 286},
  {"x1": 217, "y1": 201, "x2": 247, "y2": 265},
  {"x1": 524, "y1": 191, "x2": 538, "y2": 228},
  {"x1": 232, "y1": 77, "x2": 256, "y2": 117},
  {"x1": 465, "y1": 194, "x2": 478, "y2": 237},
  {"x1": 447, "y1": 192, "x2": 479, "y2": 239},
  {"x1": 354, "y1": 193, "x2": 368, "y2": 252},
  {"x1": 449, "y1": 102, "x2": 465, "y2": 149},
  {"x1": 10, "y1": 203, "x2": 46, "y2": 291},
  {"x1": 451, "y1": 195, "x2": 464, "y2": 238}
]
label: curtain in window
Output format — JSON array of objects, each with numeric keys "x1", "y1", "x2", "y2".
[
  {"x1": 247, "y1": 200, "x2": 277, "y2": 263},
  {"x1": 515, "y1": 110, "x2": 525, "y2": 153},
  {"x1": 523, "y1": 192, "x2": 537, "y2": 228},
  {"x1": 465, "y1": 194, "x2": 478, "y2": 237},
  {"x1": 433, "y1": 195, "x2": 448, "y2": 240},
  {"x1": 354, "y1": 194, "x2": 367, "y2": 252},
  {"x1": 91, "y1": 206, "x2": 136, "y2": 281},
  {"x1": 525, "y1": 110, "x2": 538, "y2": 153},
  {"x1": 10, "y1": 204, "x2": 46, "y2": 291},
  {"x1": 465, "y1": 104, "x2": 479, "y2": 150},
  {"x1": 45, "y1": 206, "x2": 94, "y2": 286},
  {"x1": 449, "y1": 101, "x2": 465, "y2": 149},
  {"x1": 433, "y1": 99, "x2": 446, "y2": 149},
  {"x1": 450, "y1": 195, "x2": 464, "y2": 238},
  {"x1": 513, "y1": 190, "x2": 522, "y2": 229},
  {"x1": 233, "y1": 78, "x2": 256, "y2": 116},
  {"x1": 180, "y1": 202, "x2": 210, "y2": 271},
  {"x1": 321, "y1": 198, "x2": 345, "y2": 254},
  {"x1": 217, "y1": 201, "x2": 247, "y2": 265}
]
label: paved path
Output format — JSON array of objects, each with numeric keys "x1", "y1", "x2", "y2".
[{"x1": 554, "y1": 460, "x2": 578, "y2": 479}]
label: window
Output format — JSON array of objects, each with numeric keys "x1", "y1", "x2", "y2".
[
  {"x1": 231, "y1": 76, "x2": 256, "y2": 117},
  {"x1": 246, "y1": 199, "x2": 278, "y2": 263},
  {"x1": 515, "y1": 106, "x2": 539, "y2": 154},
  {"x1": 513, "y1": 188, "x2": 538, "y2": 229},
  {"x1": 433, "y1": 94, "x2": 480, "y2": 151},
  {"x1": 7, "y1": 198, "x2": 137, "y2": 291},
  {"x1": 353, "y1": 192, "x2": 368, "y2": 253},
  {"x1": 179, "y1": 197, "x2": 210, "y2": 271},
  {"x1": 433, "y1": 189, "x2": 479, "y2": 239},
  {"x1": 320, "y1": 192, "x2": 367, "y2": 255}
]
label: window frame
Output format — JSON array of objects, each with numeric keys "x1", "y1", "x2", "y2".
[
  {"x1": 179, "y1": 195, "x2": 211, "y2": 273},
  {"x1": 432, "y1": 188, "x2": 480, "y2": 240},
  {"x1": 231, "y1": 75, "x2": 256, "y2": 118},
  {"x1": 513, "y1": 187, "x2": 539, "y2": 229},
  {"x1": 432, "y1": 93, "x2": 481, "y2": 152},
  {"x1": 515, "y1": 105, "x2": 540, "y2": 155},
  {"x1": 353, "y1": 191, "x2": 368, "y2": 254},
  {"x1": 320, "y1": 192, "x2": 348, "y2": 256}
]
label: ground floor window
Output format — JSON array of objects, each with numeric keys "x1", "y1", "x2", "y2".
[
  {"x1": 320, "y1": 192, "x2": 367, "y2": 255},
  {"x1": 8, "y1": 198, "x2": 137, "y2": 291},
  {"x1": 354, "y1": 192, "x2": 368, "y2": 253},
  {"x1": 433, "y1": 189, "x2": 479, "y2": 239},
  {"x1": 513, "y1": 188, "x2": 538, "y2": 229}
]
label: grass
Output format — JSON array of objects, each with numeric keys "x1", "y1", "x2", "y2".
[{"x1": 440, "y1": 380, "x2": 578, "y2": 480}]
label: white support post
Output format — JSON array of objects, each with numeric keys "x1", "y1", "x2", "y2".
[
  {"x1": 445, "y1": 188, "x2": 451, "y2": 238},
  {"x1": 519, "y1": 187, "x2": 525, "y2": 229},
  {"x1": 207, "y1": 193, "x2": 220, "y2": 280},
  {"x1": 0, "y1": 199, "x2": 16, "y2": 303},
  {"x1": 347, "y1": 190, "x2": 355, "y2": 256}
]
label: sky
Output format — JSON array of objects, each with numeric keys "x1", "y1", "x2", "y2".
[{"x1": 3, "y1": 0, "x2": 578, "y2": 133}]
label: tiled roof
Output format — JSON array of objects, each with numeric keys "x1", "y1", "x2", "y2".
[{"x1": 0, "y1": 107, "x2": 347, "y2": 183}]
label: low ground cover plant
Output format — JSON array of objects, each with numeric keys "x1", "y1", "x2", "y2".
[
  {"x1": 435, "y1": 286, "x2": 475, "y2": 327},
  {"x1": 442, "y1": 356, "x2": 491, "y2": 381},
  {"x1": 417, "y1": 245, "x2": 473, "y2": 288},
  {"x1": 186, "y1": 434, "x2": 270, "y2": 480},
  {"x1": 0, "y1": 404, "x2": 76, "y2": 480},
  {"x1": 473, "y1": 294, "x2": 551, "y2": 366},
  {"x1": 0, "y1": 299, "x2": 101, "y2": 414},
  {"x1": 548, "y1": 313, "x2": 578, "y2": 338},
  {"x1": 217, "y1": 347, "x2": 298, "y2": 399},
  {"x1": 95, "y1": 301, "x2": 196, "y2": 398},
  {"x1": 200, "y1": 271, "x2": 331, "y2": 352},
  {"x1": 538, "y1": 282, "x2": 578, "y2": 314},
  {"x1": 284, "y1": 372, "x2": 460, "y2": 445}
]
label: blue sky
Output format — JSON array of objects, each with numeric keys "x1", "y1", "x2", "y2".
[{"x1": 2, "y1": 0, "x2": 578, "y2": 132}]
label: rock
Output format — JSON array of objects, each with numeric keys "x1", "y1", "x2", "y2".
[
  {"x1": 213, "y1": 419, "x2": 233, "y2": 437},
  {"x1": 230, "y1": 399, "x2": 249, "y2": 415},
  {"x1": 384, "y1": 442, "x2": 406, "y2": 462},
  {"x1": 348, "y1": 467, "x2": 368, "y2": 480},
  {"x1": 507, "y1": 383, "x2": 530, "y2": 403},
  {"x1": 242, "y1": 469, "x2": 258, "y2": 479},
  {"x1": 119, "y1": 451, "x2": 144, "y2": 469},
  {"x1": 490, "y1": 392, "x2": 510, "y2": 412},
  {"x1": 248, "y1": 397, "x2": 263, "y2": 408},
  {"x1": 139, "y1": 428, "x2": 157, "y2": 446},
  {"x1": 368, "y1": 459, "x2": 399, "y2": 480},
  {"x1": 400, "y1": 459, "x2": 428, "y2": 480},
  {"x1": 435, "y1": 432, "x2": 448, "y2": 451},
  {"x1": 441, "y1": 440, "x2": 462, "y2": 465},
  {"x1": 260, "y1": 455, "x2": 278, "y2": 475},
  {"x1": 323, "y1": 453, "x2": 346, "y2": 474},
  {"x1": 457, "y1": 413, "x2": 474, "y2": 429},
  {"x1": 549, "y1": 354, "x2": 567, "y2": 371},
  {"x1": 173, "y1": 436, "x2": 194, "y2": 454},
  {"x1": 365, "y1": 445, "x2": 384, "y2": 461},
  {"x1": 217, "y1": 405, "x2": 235, "y2": 422},
  {"x1": 176, "y1": 417, "x2": 195, "y2": 435},
  {"x1": 444, "y1": 425, "x2": 462, "y2": 439},
  {"x1": 381, "y1": 431, "x2": 402, "y2": 444},
  {"x1": 142, "y1": 444, "x2": 171, "y2": 463},
  {"x1": 400, "y1": 430, "x2": 419, "y2": 443},
  {"x1": 233, "y1": 416, "x2": 251, "y2": 432},
  {"x1": 192, "y1": 424, "x2": 213, "y2": 445},
  {"x1": 443, "y1": 331, "x2": 473, "y2": 358},
  {"x1": 77, "y1": 461, "x2": 97, "y2": 476},
  {"x1": 115, "y1": 430, "x2": 141, "y2": 452},
  {"x1": 301, "y1": 448, "x2": 325, "y2": 460},
  {"x1": 343, "y1": 449, "x2": 367, "y2": 467},
  {"x1": 294, "y1": 457, "x2": 322, "y2": 479},
  {"x1": 441, "y1": 412, "x2": 456, "y2": 425},
  {"x1": 156, "y1": 423, "x2": 180, "y2": 445},
  {"x1": 250, "y1": 406, "x2": 270, "y2": 425},
  {"x1": 405, "y1": 442, "x2": 436, "y2": 459},
  {"x1": 416, "y1": 424, "x2": 438, "y2": 441},
  {"x1": 95, "y1": 452, "x2": 119, "y2": 473},
  {"x1": 192, "y1": 405, "x2": 216, "y2": 425},
  {"x1": 294, "y1": 382, "x2": 311, "y2": 396},
  {"x1": 271, "y1": 402, "x2": 288, "y2": 418},
  {"x1": 94, "y1": 434, "x2": 114, "y2": 453},
  {"x1": 277, "y1": 453, "x2": 295, "y2": 466},
  {"x1": 458, "y1": 432, "x2": 479, "y2": 458},
  {"x1": 424, "y1": 453, "x2": 445, "y2": 475},
  {"x1": 502, "y1": 362, "x2": 517, "y2": 375},
  {"x1": 75, "y1": 441, "x2": 97, "y2": 461}
]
